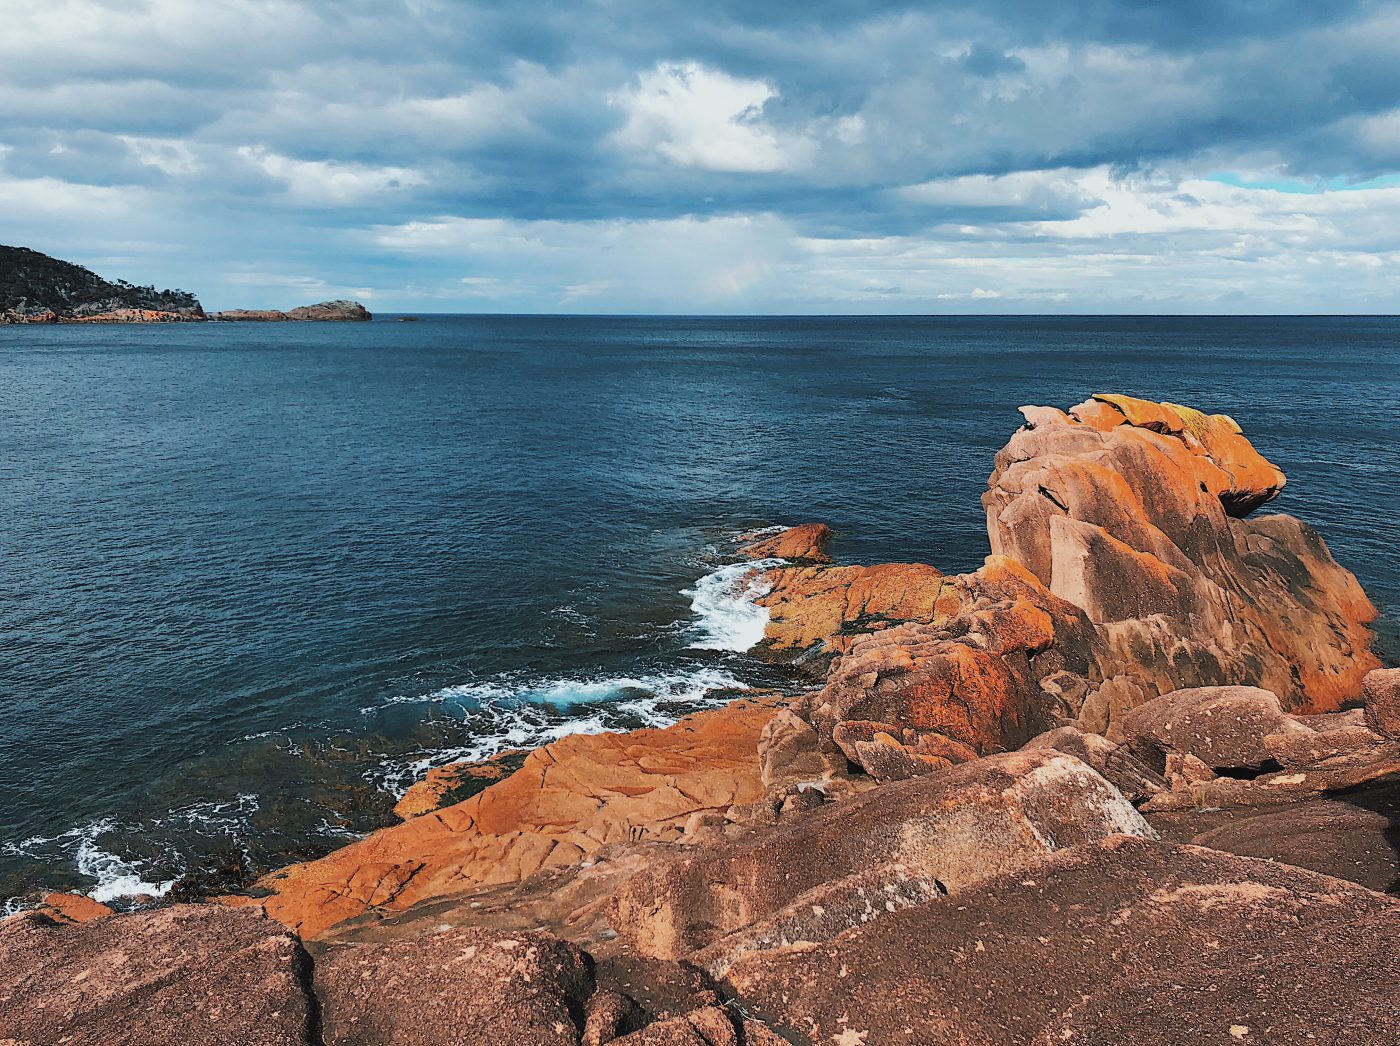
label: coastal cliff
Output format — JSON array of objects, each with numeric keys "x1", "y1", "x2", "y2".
[
  {"x1": 0, "y1": 245, "x2": 372, "y2": 323},
  {"x1": 3, "y1": 395, "x2": 1396, "y2": 1045},
  {"x1": 0, "y1": 245, "x2": 203, "y2": 323}
]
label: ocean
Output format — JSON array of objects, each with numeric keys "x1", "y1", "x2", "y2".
[{"x1": 2, "y1": 315, "x2": 1397, "y2": 907}]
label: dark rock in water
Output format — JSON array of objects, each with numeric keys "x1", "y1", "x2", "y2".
[
  {"x1": 725, "y1": 836, "x2": 1400, "y2": 1046},
  {"x1": 314, "y1": 926, "x2": 593, "y2": 1045},
  {"x1": 0, "y1": 904, "x2": 315, "y2": 1045},
  {"x1": 285, "y1": 300, "x2": 371, "y2": 321},
  {"x1": 0, "y1": 244, "x2": 203, "y2": 323}
]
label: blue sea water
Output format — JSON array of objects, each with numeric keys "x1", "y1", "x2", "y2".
[{"x1": 2, "y1": 315, "x2": 1397, "y2": 905}]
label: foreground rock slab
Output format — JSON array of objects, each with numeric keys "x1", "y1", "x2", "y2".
[
  {"x1": 612, "y1": 749, "x2": 1154, "y2": 973},
  {"x1": 0, "y1": 905, "x2": 315, "y2": 1046},
  {"x1": 727, "y1": 836, "x2": 1400, "y2": 1046},
  {"x1": 315, "y1": 926, "x2": 593, "y2": 1045}
]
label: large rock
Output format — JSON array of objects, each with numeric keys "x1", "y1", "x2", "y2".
[
  {"x1": 738, "y1": 523, "x2": 832, "y2": 564},
  {"x1": 755, "y1": 561, "x2": 947, "y2": 654},
  {"x1": 985, "y1": 394, "x2": 1378, "y2": 715},
  {"x1": 236, "y1": 698, "x2": 780, "y2": 939},
  {"x1": 1363, "y1": 667, "x2": 1400, "y2": 738},
  {"x1": 314, "y1": 927, "x2": 593, "y2": 1045},
  {"x1": 726, "y1": 835, "x2": 1400, "y2": 1046},
  {"x1": 611, "y1": 749, "x2": 1154, "y2": 972},
  {"x1": 797, "y1": 556, "x2": 1105, "y2": 778},
  {"x1": 1107, "y1": 685, "x2": 1302, "y2": 772},
  {"x1": 0, "y1": 905, "x2": 315, "y2": 1045}
]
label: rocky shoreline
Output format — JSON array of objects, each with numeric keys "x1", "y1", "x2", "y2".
[
  {"x1": 4, "y1": 394, "x2": 1397, "y2": 1045},
  {"x1": 1, "y1": 244, "x2": 372, "y2": 323}
]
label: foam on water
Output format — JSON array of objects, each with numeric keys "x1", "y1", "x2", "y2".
[
  {"x1": 365, "y1": 665, "x2": 747, "y2": 796},
  {"x1": 684, "y1": 557, "x2": 785, "y2": 652},
  {"x1": 3, "y1": 820, "x2": 175, "y2": 905}
]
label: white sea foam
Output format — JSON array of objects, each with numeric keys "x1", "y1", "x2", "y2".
[
  {"x1": 4, "y1": 819, "x2": 176, "y2": 905},
  {"x1": 683, "y1": 558, "x2": 784, "y2": 652},
  {"x1": 365, "y1": 665, "x2": 746, "y2": 797}
]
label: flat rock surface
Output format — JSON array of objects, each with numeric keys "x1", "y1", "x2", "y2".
[
  {"x1": 0, "y1": 904, "x2": 315, "y2": 1046},
  {"x1": 727, "y1": 835, "x2": 1400, "y2": 1046},
  {"x1": 315, "y1": 926, "x2": 592, "y2": 1045},
  {"x1": 238, "y1": 698, "x2": 781, "y2": 939}
]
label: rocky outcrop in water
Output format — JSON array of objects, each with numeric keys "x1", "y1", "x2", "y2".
[
  {"x1": 1, "y1": 243, "x2": 373, "y2": 324},
  {"x1": 212, "y1": 300, "x2": 372, "y2": 322},
  {"x1": 3, "y1": 393, "x2": 1392, "y2": 1045}
]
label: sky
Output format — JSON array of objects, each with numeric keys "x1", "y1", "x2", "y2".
[{"x1": 4, "y1": 1, "x2": 1400, "y2": 313}]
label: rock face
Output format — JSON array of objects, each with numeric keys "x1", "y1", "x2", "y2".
[
  {"x1": 1, "y1": 244, "x2": 203, "y2": 323},
  {"x1": 985, "y1": 394, "x2": 1377, "y2": 714},
  {"x1": 727, "y1": 835, "x2": 1400, "y2": 1046},
  {"x1": 612, "y1": 749, "x2": 1154, "y2": 973},
  {"x1": 238, "y1": 698, "x2": 780, "y2": 939},
  {"x1": 0, "y1": 905, "x2": 315, "y2": 1045},
  {"x1": 392, "y1": 750, "x2": 526, "y2": 819},
  {"x1": 761, "y1": 396, "x2": 1380, "y2": 780}
]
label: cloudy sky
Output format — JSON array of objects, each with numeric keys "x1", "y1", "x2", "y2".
[{"x1": 4, "y1": 0, "x2": 1400, "y2": 313}]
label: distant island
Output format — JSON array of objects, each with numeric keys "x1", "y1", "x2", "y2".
[{"x1": 0, "y1": 245, "x2": 371, "y2": 324}]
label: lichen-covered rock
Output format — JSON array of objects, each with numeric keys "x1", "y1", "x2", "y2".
[
  {"x1": 726, "y1": 836, "x2": 1400, "y2": 1046},
  {"x1": 738, "y1": 523, "x2": 832, "y2": 564},
  {"x1": 799, "y1": 556, "x2": 1104, "y2": 777},
  {"x1": 0, "y1": 905, "x2": 315, "y2": 1046},
  {"x1": 611, "y1": 749, "x2": 1153, "y2": 966},
  {"x1": 755, "y1": 561, "x2": 948, "y2": 653},
  {"x1": 315, "y1": 927, "x2": 592, "y2": 1045},
  {"x1": 235, "y1": 698, "x2": 780, "y2": 939},
  {"x1": 985, "y1": 395, "x2": 1378, "y2": 715}
]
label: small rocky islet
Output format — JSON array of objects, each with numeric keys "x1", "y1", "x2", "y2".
[
  {"x1": 0, "y1": 244, "x2": 370, "y2": 323},
  {"x1": 4, "y1": 395, "x2": 1398, "y2": 1045}
]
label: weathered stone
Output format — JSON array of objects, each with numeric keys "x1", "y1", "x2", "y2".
[
  {"x1": 0, "y1": 905, "x2": 314, "y2": 1046},
  {"x1": 315, "y1": 927, "x2": 592, "y2": 1045},
  {"x1": 801, "y1": 556, "x2": 1103, "y2": 776},
  {"x1": 611, "y1": 749, "x2": 1154, "y2": 963},
  {"x1": 1022, "y1": 725, "x2": 1165, "y2": 801},
  {"x1": 1363, "y1": 667, "x2": 1400, "y2": 739},
  {"x1": 726, "y1": 836, "x2": 1400, "y2": 1046},
  {"x1": 236, "y1": 699, "x2": 780, "y2": 939},
  {"x1": 738, "y1": 523, "x2": 832, "y2": 564},
  {"x1": 1107, "y1": 685, "x2": 1300, "y2": 772},
  {"x1": 985, "y1": 396, "x2": 1378, "y2": 715}
]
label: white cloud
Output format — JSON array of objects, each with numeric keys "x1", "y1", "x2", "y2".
[
  {"x1": 237, "y1": 146, "x2": 427, "y2": 204},
  {"x1": 609, "y1": 61, "x2": 811, "y2": 173}
]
